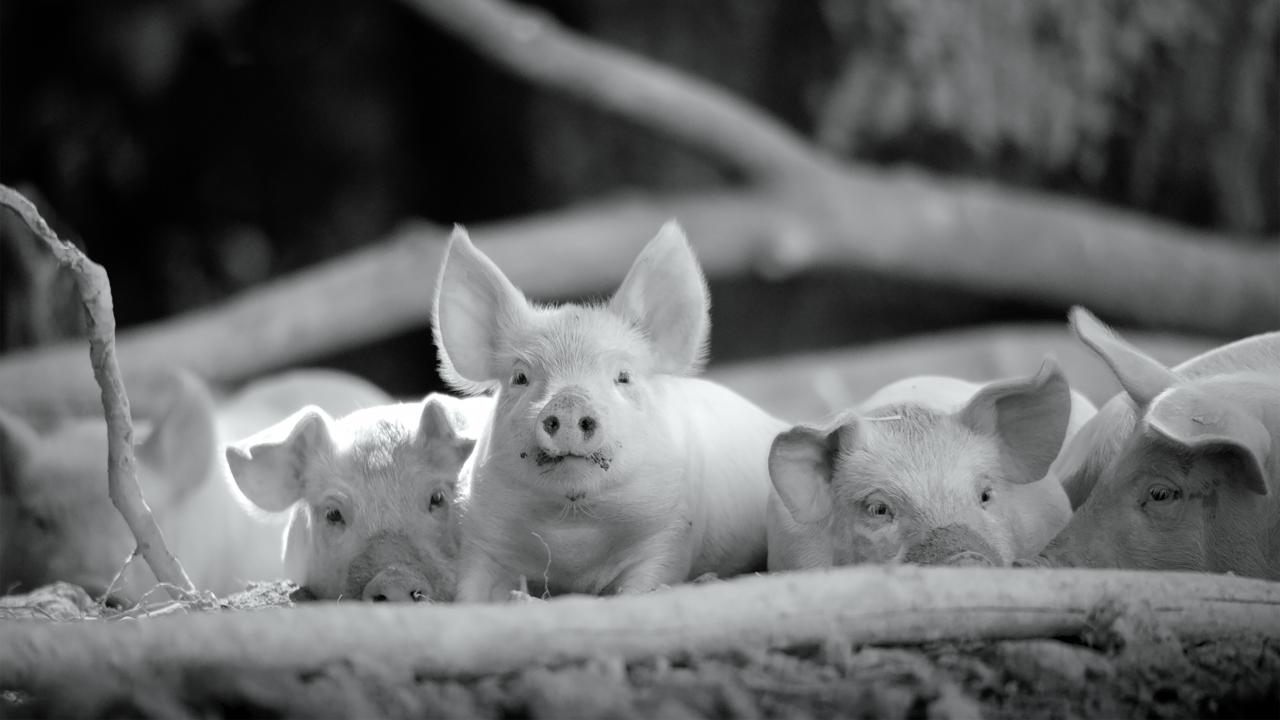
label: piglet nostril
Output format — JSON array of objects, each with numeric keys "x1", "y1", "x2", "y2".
[
  {"x1": 578, "y1": 416, "x2": 596, "y2": 437},
  {"x1": 543, "y1": 415, "x2": 560, "y2": 436},
  {"x1": 371, "y1": 593, "x2": 388, "y2": 603}
]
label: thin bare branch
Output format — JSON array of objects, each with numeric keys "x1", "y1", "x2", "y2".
[
  {"x1": 399, "y1": 0, "x2": 823, "y2": 182},
  {"x1": 0, "y1": 185, "x2": 195, "y2": 600}
]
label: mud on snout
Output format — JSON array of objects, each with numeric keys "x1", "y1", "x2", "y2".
[{"x1": 902, "y1": 524, "x2": 1001, "y2": 567}]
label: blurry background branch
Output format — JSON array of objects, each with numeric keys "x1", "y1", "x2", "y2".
[
  {"x1": 0, "y1": 185, "x2": 194, "y2": 599},
  {"x1": 398, "y1": 0, "x2": 1278, "y2": 334},
  {"x1": 401, "y1": 0, "x2": 820, "y2": 182},
  {"x1": 0, "y1": 190, "x2": 1243, "y2": 421},
  {"x1": 0, "y1": 0, "x2": 1276, "y2": 417}
]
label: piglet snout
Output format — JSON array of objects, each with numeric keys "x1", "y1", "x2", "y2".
[
  {"x1": 903, "y1": 524, "x2": 1000, "y2": 567},
  {"x1": 536, "y1": 388, "x2": 604, "y2": 456},
  {"x1": 361, "y1": 566, "x2": 431, "y2": 603}
]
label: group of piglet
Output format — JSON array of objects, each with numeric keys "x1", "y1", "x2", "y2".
[{"x1": 1, "y1": 222, "x2": 1276, "y2": 608}]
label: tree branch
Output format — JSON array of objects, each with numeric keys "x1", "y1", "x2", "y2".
[
  {"x1": 399, "y1": 0, "x2": 1280, "y2": 332},
  {"x1": 0, "y1": 186, "x2": 194, "y2": 600},
  {"x1": 1, "y1": 566, "x2": 1277, "y2": 689},
  {"x1": 401, "y1": 0, "x2": 822, "y2": 182},
  {"x1": 0, "y1": 189, "x2": 1271, "y2": 420},
  {"x1": 712, "y1": 322, "x2": 1217, "y2": 422}
]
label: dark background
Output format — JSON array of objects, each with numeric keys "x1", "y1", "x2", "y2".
[{"x1": 3, "y1": 0, "x2": 1277, "y2": 396}]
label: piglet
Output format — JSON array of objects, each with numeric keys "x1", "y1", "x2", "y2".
[
  {"x1": 434, "y1": 221, "x2": 787, "y2": 602},
  {"x1": 0, "y1": 369, "x2": 390, "y2": 604},
  {"x1": 768, "y1": 359, "x2": 1095, "y2": 570},
  {"x1": 226, "y1": 393, "x2": 488, "y2": 602},
  {"x1": 1035, "y1": 307, "x2": 1280, "y2": 578}
]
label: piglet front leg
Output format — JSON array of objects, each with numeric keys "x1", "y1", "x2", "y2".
[
  {"x1": 456, "y1": 548, "x2": 523, "y2": 604},
  {"x1": 608, "y1": 527, "x2": 693, "y2": 594}
]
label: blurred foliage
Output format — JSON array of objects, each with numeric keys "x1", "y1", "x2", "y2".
[{"x1": 812, "y1": 0, "x2": 1279, "y2": 234}]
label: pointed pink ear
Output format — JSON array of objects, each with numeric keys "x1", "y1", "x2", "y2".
[
  {"x1": 432, "y1": 226, "x2": 532, "y2": 394},
  {"x1": 1146, "y1": 389, "x2": 1272, "y2": 496},
  {"x1": 416, "y1": 395, "x2": 476, "y2": 470},
  {"x1": 609, "y1": 221, "x2": 710, "y2": 375},
  {"x1": 1070, "y1": 306, "x2": 1177, "y2": 408},
  {"x1": 959, "y1": 358, "x2": 1072, "y2": 484},
  {"x1": 225, "y1": 407, "x2": 335, "y2": 512},
  {"x1": 768, "y1": 421, "x2": 856, "y2": 524},
  {"x1": 137, "y1": 369, "x2": 218, "y2": 504}
]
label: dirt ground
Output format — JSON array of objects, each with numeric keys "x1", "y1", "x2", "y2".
[{"x1": 2, "y1": 582, "x2": 1277, "y2": 720}]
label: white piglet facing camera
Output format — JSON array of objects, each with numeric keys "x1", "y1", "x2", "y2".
[{"x1": 432, "y1": 221, "x2": 787, "y2": 602}]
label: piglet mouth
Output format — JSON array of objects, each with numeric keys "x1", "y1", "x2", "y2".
[{"x1": 527, "y1": 448, "x2": 612, "y2": 471}]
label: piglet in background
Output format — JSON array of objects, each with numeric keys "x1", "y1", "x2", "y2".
[
  {"x1": 1034, "y1": 307, "x2": 1280, "y2": 578},
  {"x1": 434, "y1": 221, "x2": 788, "y2": 602},
  {"x1": 768, "y1": 359, "x2": 1095, "y2": 571},
  {"x1": 226, "y1": 393, "x2": 489, "y2": 602},
  {"x1": 0, "y1": 369, "x2": 390, "y2": 604}
]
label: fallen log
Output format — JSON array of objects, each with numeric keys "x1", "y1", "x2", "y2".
[
  {"x1": 1, "y1": 566, "x2": 1277, "y2": 689},
  {"x1": 0, "y1": 185, "x2": 194, "y2": 600}
]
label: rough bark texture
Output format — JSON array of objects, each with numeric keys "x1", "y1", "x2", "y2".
[
  {"x1": 0, "y1": 186, "x2": 194, "y2": 599},
  {"x1": 1, "y1": 566, "x2": 1277, "y2": 691}
]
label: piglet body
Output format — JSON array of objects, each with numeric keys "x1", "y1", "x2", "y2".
[
  {"x1": 434, "y1": 222, "x2": 785, "y2": 601},
  {"x1": 768, "y1": 360, "x2": 1095, "y2": 571}
]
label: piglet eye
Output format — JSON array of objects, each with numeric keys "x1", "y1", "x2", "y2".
[
  {"x1": 1147, "y1": 484, "x2": 1181, "y2": 503},
  {"x1": 865, "y1": 501, "x2": 892, "y2": 519},
  {"x1": 324, "y1": 507, "x2": 345, "y2": 526},
  {"x1": 512, "y1": 371, "x2": 528, "y2": 386},
  {"x1": 615, "y1": 370, "x2": 631, "y2": 385},
  {"x1": 429, "y1": 490, "x2": 446, "y2": 510},
  {"x1": 979, "y1": 488, "x2": 993, "y2": 504}
]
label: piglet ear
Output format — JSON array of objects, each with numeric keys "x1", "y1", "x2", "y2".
[
  {"x1": 1070, "y1": 306, "x2": 1177, "y2": 408},
  {"x1": 1146, "y1": 390, "x2": 1271, "y2": 496},
  {"x1": 0, "y1": 407, "x2": 39, "y2": 496},
  {"x1": 769, "y1": 422, "x2": 854, "y2": 524},
  {"x1": 432, "y1": 226, "x2": 532, "y2": 394},
  {"x1": 959, "y1": 358, "x2": 1071, "y2": 484},
  {"x1": 137, "y1": 369, "x2": 218, "y2": 504},
  {"x1": 225, "y1": 407, "x2": 334, "y2": 512},
  {"x1": 609, "y1": 220, "x2": 710, "y2": 375},
  {"x1": 416, "y1": 395, "x2": 476, "y2": 468}
]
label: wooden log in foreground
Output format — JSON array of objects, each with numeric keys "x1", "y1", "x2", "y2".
[{"x1": 2, "y1": 566, "x2": 1277, "y2": 689}]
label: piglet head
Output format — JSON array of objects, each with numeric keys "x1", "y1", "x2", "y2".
[
  {"x1": 432, "y1": 221, "x2": 709, "y2": 495},
  {"x1": 1040, "y1": 309, "x2": 1275, "y2": 574},
  {"x1": 770, "y1": 359, "x2": 1072, "y2": 567},
  {"x1": 226, "y1": 395, "x2": 474, "y2": 602}
]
